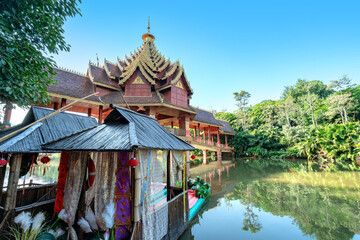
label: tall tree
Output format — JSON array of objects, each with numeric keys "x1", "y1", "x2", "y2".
[
  {"x1": 0, "y1": 0, "x2": 81, "y2": 111},
  {"x1": 234, "y1": 91, "x2": 251, "y2": 130},
  {"x1": 277, "y1": 97, "x2": 295, "y2": 127}
]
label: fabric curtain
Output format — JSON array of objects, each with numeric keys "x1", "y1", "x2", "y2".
[
  {"x1": 85, "y1": 153, "x2": 97, "y2": 224},
  {"x1": 139, "y1": 149, "x2": 169, "y2": 240},
  {"x1": 94, "y1": 152, "x2": 118, "y2": 230},
  {"x1": 63, "y1": 151, "x2": 87, "y2": 240},
  {"x1": 171, "y1": 151, "x2": 185, "y2": 186}
]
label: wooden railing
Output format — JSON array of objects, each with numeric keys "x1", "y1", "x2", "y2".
[
  {"x1": 164, "y1": 127, "x2": 234, "y2": 150},
  {"x1": 167, "y1": 190, "x2": 189, "y2": 240},
  {"x1": 1, "y1": 183, "x2": 57, "y2": 208}
]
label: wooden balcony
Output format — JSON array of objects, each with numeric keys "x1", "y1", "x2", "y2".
[{"x1": 164, "y1": 127, "x2": 234, "y2": 152}]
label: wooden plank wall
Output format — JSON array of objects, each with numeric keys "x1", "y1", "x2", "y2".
[
  {"x1": 1, "y1": 183, "x2": 57, "y2": 208},
  {"x1": 167, "y1": 191, "x2": 189, "y2": 240}
]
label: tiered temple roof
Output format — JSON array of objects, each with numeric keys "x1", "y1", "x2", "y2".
[{"x1": 43, "y1": 28, "x2": 235, "y2": 136}]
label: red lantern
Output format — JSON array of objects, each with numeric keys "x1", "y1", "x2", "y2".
[
  {"x1": 41, "y1": 156, "x2": 51, "y2": 164},
  {"x1": 0, "y1": 155, "x2": 7, "y2": 166},
  {"x1": 191, "y1": 155, "x2": 196, "y2": 160},
  {"x1": 128, "y1": 157, "x2": 138, "y2": 167}
]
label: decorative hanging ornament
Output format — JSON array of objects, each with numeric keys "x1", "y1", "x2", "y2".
[
  {"x1": 128, "y1": 157, "x2": 138, "y2": 167},
  {"x1": 0, "y1": 154, "x2": 7, "y2": 166},
  {"x1": 40, "y1": 155, "x2": 51, "y2": 164},
  {"x1": 191, "y1": 155, "x2": 196, "y2": 160}
]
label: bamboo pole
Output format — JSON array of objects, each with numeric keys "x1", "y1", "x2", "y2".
[
  {"x1": 4, "y1": 154, "x2": 22, "y2": 211},
  {"x1": 0, "y1": 92, "x2": 99, "y2": 144}
]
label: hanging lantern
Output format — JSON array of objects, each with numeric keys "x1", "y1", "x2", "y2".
[
  {"x1": 41, "y1": 156, "x2": 51, "y2": 164},
  {"x1": 128, "y1": 157, "x2": 138, "y2": 167},
  {"x1": 0, "y1": 155, "x2": 7, "y2": 167},
  {"x1": 191, "y1": 155, "x2": 196, "y2": 160}
]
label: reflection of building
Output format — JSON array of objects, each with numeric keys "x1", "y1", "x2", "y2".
[{"x1": 31, "y1": 27, "x2": 236, "y2": 162}]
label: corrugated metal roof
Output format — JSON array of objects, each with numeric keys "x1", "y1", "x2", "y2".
[
  {"x1": 43, "y1": 105, "x2": 196, "y2": 151},
  {"x1": 217, "y1": 120, "x2": 237, "y2": 135},
  {"x1": 0, "y1": 107, "x2": 98, "y2": 153},
  {"x1": 193, "y1": 108, "x2": 223, "y2": 127}
]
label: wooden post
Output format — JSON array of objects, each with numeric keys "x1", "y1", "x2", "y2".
[
  {"x1": 4, "y1": 154, "x2": 22, "y2": 211},
  {"x1": 225, "y1": 134, "x2": 228, "y2": 148},
  {"x1": 131, "y1": 166, "x2": 135, "y2": 223},
  {"x1": 53, "y1": 102, "x2": 59, "y2": 110},
  {"x1": 217, "y1": 129, "x2": 220, "y2": 147},
  {"x1": 197, "y1": 123, "x2": 201, "y2": 142},
  {"x1": 202, "y1": 150, "x2": 208, "y2": 165},
  {"x1": 208, "y1": 126, "x2": 211, "y2": 145},
  {"x1": 87, "y1": 108, "x2": 92, "y2": 117},
  {"x1": 167, "y1": 151, "x2": 171, "y2": 201},
  {"x1": 171, "y1": 122, "x2": 174, "y2": 128},
  {"x1": 0, "y1": 162, "x2": 7, "y2": 205},
  {"x1": 60, "y1": 98, "x2": 67, "y2": 108},
  {"x1": 98, "y1": 106, "x2": 103, "y2": 124}
]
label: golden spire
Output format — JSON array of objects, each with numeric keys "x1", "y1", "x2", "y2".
[{"x1": 142, "y1": 16, "x2": 155, "y2": 42}]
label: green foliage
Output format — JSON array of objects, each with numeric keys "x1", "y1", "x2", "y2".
[
  {"x1": 0, "y1": 0, "x2": 81, "y2": 109},
  {"x1": 229, "y1": 77, "x2": 360, "y2": 170},
  {"x1": 188, "y1": 176, "x2": 211, "y2": 198}
]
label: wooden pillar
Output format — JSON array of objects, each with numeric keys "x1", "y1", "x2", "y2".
[
  {"x1": 134, "y1": 155, "x2": 141, "y2": 222},
  {"x1": 87, "y1": 108, "x2": 92, "y2": 117},
  {"x1": 207, "y1": 126, "x2": 211, "y2": 145},
  {"x1": 167, "y1": 151, "x2": 171, "y2": 201},
  {"x1": 211, "y1": 134, "x2": 214, "y2": 144},
  {"x1": 216, "y1": 150, "x2": 222, "y2": 166},
  {"x1": 4, "y1": 154, "x2": 22, "y2": 211},
  {"x1": 0, "y1": 160, "x2": 7, "y2": 205},
  {"x1": 53, "y1": 102, "x2": 59, "y2": 110},
  {"x1": 60, "y1": 98, "x2": 67, "y2": 108},
  {"x1": 171, "y1": 122, "x2": 174, "y2": 128},
  {"x1": 217, "y1": 129, "x2": 221, "y2": 147},
  {"x1": 202, "y1": 150, "x2": 208, "y2": 165},
  {"x1": 197, "y1": 123, "x2": 201, "y2": 142},
  {"x1": 98, "y1": 105, "x2": 103, "y2": 124},
  {"x1": 225, "y1": 135, "x2": 228, "y2": 148}
]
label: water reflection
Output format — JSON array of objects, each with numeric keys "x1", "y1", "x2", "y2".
[{"x1": 180, "y1": 161, "x2": 360, "y2": 240}]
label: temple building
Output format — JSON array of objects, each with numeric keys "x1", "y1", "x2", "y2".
[{"x1": 35, "y1": 27, "x2": 236, "y2": 164}]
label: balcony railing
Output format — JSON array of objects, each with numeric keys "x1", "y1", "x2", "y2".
[{"x1": 164, "y1": 127, "x2": 233, "y2": 150}]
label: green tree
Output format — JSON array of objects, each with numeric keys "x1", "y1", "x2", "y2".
[
  {"x1": 234, "y1": 91, "x2": 251, "y2": 130},
  {"x1": 0, "y1": 0, "x2": 81, "y2": 111}
]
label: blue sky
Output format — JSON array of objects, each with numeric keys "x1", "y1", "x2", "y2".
[{"x1": 49, "y1": 0, "x2": 360, "y2": 113}]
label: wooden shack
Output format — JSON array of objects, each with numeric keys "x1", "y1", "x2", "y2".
[
  {"x1": 0, "y1": 106, "x2": 98, "y2": 229},
  {"x1": 43, "y1": 105, "x2": 196, "y2": 240}
]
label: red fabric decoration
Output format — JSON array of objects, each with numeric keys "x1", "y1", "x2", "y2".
[
  {"x1": 0, "y1": 159, "x2": 7, "y2": 166},
  {"x1": 191, "y1": 155, "x2": 196, "y2": 160},
  {"x1": 128, "y1": 157, "x2": 138, "y2": 167},
  {"x1": 41, "y1": 156, "x2": 50, "y2": 164},
  {"x1": 54, "y1": 151, "x2": 69, "y2": 213}
]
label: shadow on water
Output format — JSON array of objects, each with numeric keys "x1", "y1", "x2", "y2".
[{"x1": 179, "y1": 159, "x2": 360, "y2": 240}]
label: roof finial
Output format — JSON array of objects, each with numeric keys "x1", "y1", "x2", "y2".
[
  {"x1": 147, "y1": 16, "x2": 150, "y2": 33},
  {"x1": 96, "y1": 53, "x2": 99, "y2": 67}
]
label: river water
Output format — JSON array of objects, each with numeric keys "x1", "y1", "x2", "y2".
[{"x1": 179, "y1": 160, "x2": 360, "y2": 240}]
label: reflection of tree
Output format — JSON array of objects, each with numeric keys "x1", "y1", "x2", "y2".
[
  {"x1": 242, "y1": 205, "x2": 262, "y2": 233},
  {"x1": 227, "y1": 174, "x2": 360, "y2": 240}
]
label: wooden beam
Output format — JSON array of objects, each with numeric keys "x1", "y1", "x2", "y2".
[
  {"x1": 167, "y1": 151, "x2": 171, "y2": 201},
  {"x1": 98, "y1": 106, "x2": 103, "y2": 124},
  {"x1": 4, "y1": 154, "x2": 22, "y2": 211}
]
